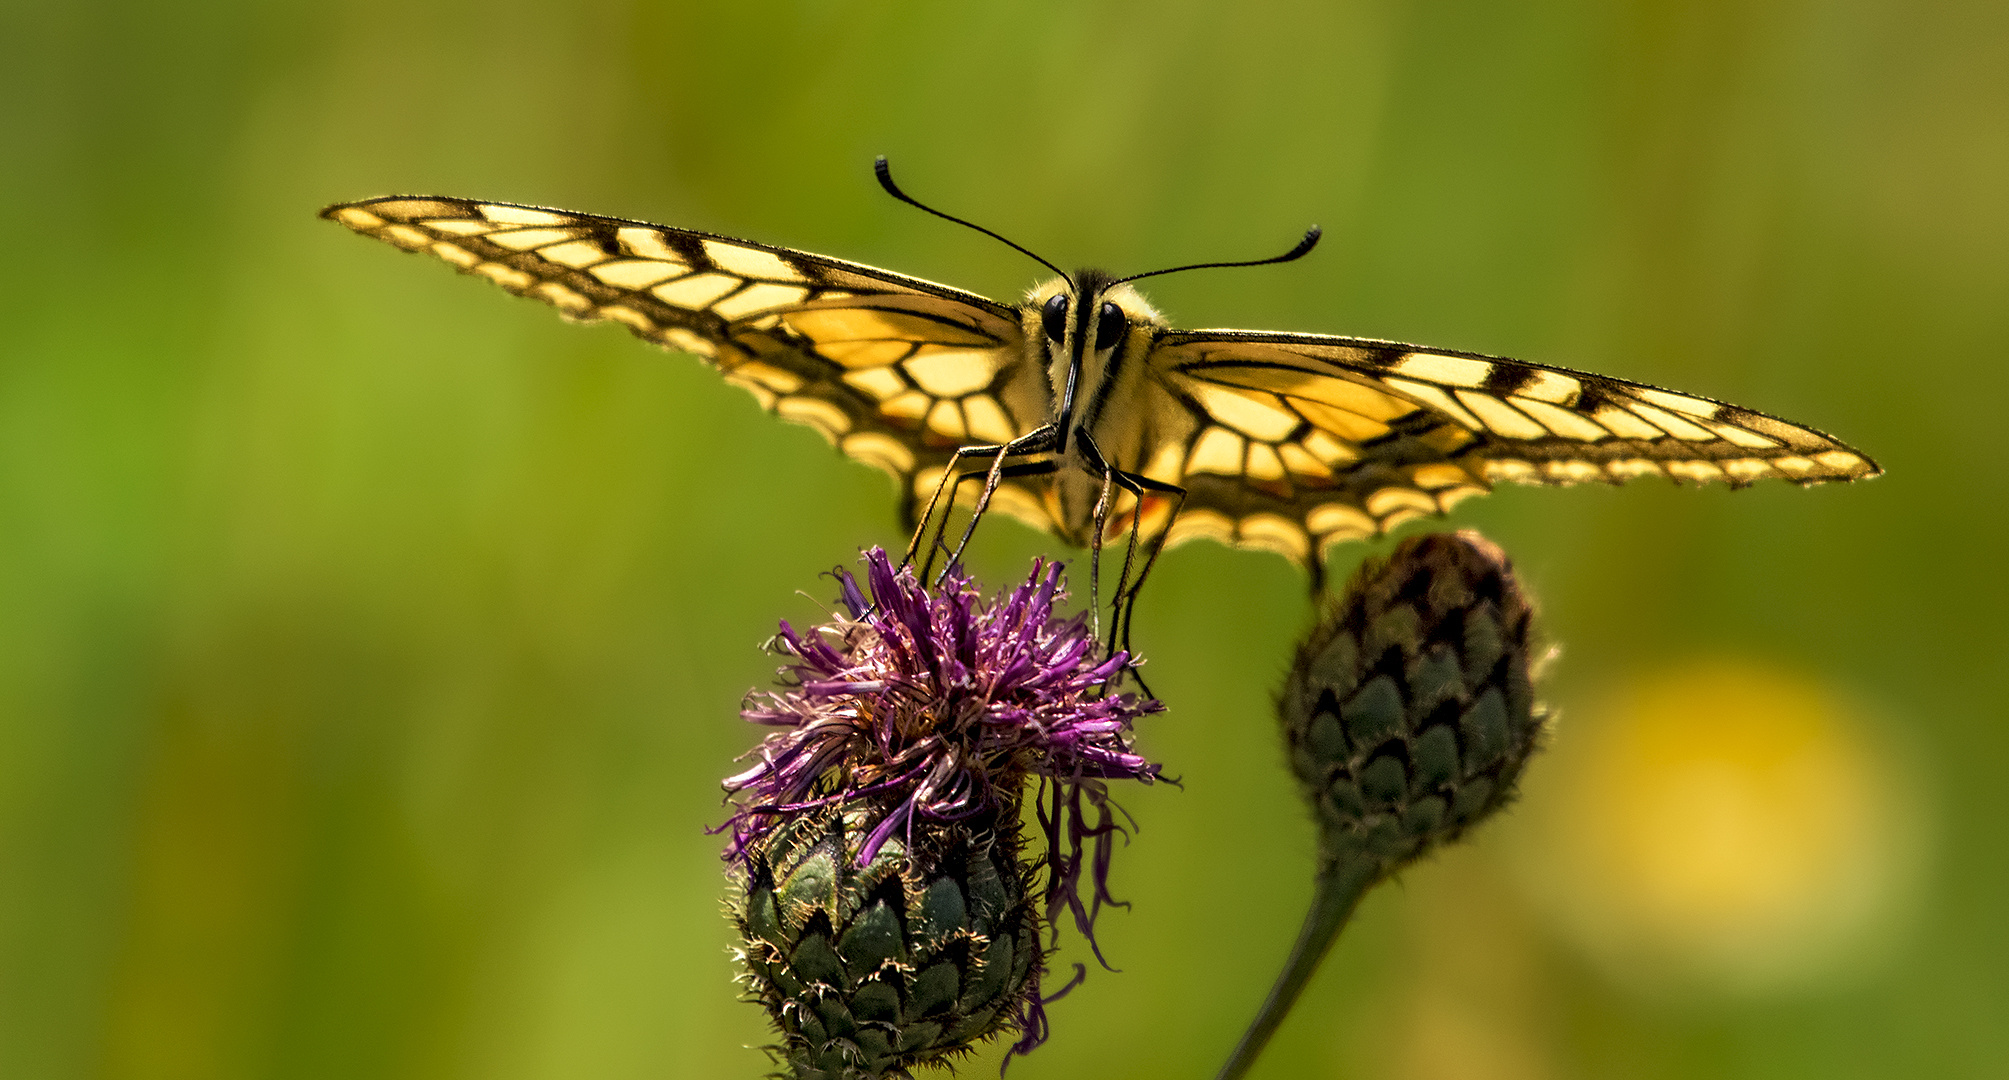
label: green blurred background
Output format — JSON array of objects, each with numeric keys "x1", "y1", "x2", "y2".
[{"x1": 3, "y1": 0, "x2": 2004, "y2": 1077}]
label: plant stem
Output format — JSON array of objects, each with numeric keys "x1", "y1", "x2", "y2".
[{"x1": 1213, "y1": 855, "x2": 1383, "y2": 1080}]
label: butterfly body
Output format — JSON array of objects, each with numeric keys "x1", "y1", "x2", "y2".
[
  {"x1": 322, "y1": 194, "x2": 1878, "y2": 590},
  {"x1": 1011, "y1": 272, "x2": 1188, "y2": 546}
]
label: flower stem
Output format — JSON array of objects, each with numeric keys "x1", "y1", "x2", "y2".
[{"x1": 1213, "y1": 854, "x2": 1383, "y2": 1080}]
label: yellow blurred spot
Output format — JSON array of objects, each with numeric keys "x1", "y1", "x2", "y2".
[{"x1": 1518, "y1": 660, "x2": 1920, "y2": 994}]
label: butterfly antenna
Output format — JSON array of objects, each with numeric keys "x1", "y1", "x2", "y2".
[
  {"x1": 875, "y1": 157, "x2": 1072, "y2": 288},
  {"x1": 1113, "y1": 226, "x2": 1322, "y2": 285}
]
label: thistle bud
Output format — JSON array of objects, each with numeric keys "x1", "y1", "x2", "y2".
[
  {"x1": 733, "y1": 804, "x2": 1043, "y2": 1079},
  {"x1": 1280, "y1": 531, "x2": 1550, "y2": 878}
]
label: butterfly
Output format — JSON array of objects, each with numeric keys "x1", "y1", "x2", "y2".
[{"x1": 322, "y1": 161, "x2": 1879, "y2": 644}]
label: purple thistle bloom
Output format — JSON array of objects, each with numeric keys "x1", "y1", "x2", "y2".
[{"x1": 723, "y1": 548, "x2": 1164, "y2": 1050}]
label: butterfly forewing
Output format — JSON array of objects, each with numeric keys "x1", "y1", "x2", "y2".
[
  {"x1": 1145, "y1": 330, "x2": 1878, "y2": 564},
  {"x1": 322, "y1": 196, "x2": 1044, "y2": 524}
]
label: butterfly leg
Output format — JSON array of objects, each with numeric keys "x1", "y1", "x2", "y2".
[
  {"x1": 1068, "y1": 430, "x2": 1128, "y2": 641},
  {"x1": 936, "y1": 459, "x2": 1064, "y2": 590},
  {"x1": 917, "y1": 450, "x2": 1008, "y2": 583},
  {"x1": 904, "y1": 426, "x2": 1057, "y2": 579},
  {"x1": 1085, "y1": 465, "x2": 1119, "y2": 643},
  {"x1": 1072, "y1": 431, "x2": 1183, "y2": 667},
  {"x1": 1085, "y1": 474, "x2": 1182, "y2": 699},
  {"x1": 939, "y1": 444, "x2": 1051, "y2": 586},
  {"x1": 906, "y1": 447, "x2": 997, "y2": 574},
  {"x1": 896, "y1": 461, "x2": 1063, "y2": 631},
  {"x1": 1107, "y1": 475, "x2": 1185, "y2": 662}
]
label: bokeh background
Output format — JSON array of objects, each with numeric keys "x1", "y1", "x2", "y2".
[{"x1": 3, "y1": 0, "x2": 2004, "y2": 1077}]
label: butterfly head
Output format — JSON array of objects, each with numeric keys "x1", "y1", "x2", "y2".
[{"x1": 1029, "y1": 273, "x2": 1164, "y2": 349}]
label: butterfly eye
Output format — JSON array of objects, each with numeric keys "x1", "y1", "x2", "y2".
[
  {"x1": 1095, "y1": 301, "x2": 1126, "y2": 351},
  {"x1": 1042, "y1": 293, "x2": 1069, "y2": 342}
]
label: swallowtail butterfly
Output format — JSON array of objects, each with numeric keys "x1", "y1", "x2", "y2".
[{"x1": 323, "y1": 163, "x2": 1877, "y2": 634}]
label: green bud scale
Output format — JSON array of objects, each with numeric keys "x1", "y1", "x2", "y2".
[
  {"x1": 1280, "y1": 530, "x2": 1551, "y2": 878},
  {"x1": 732, "y1": 803, "x2": 1045, "y2": 1080}
]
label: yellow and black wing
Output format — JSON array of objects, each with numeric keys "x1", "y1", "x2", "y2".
[
  {"x1": 1142, "y1": 329, "x2": 1880, "y2": 566},
  {"x1": 321, "y1": 196, "x2": 1040, "y2": 522}
]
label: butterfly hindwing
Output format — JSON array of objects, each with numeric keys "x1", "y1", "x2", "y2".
[
  {"x1": 321, "y1": 196, "x2": 1041, "y2": 524},
  {"x1": 1145, "y1": 329, "x2": 1879, "y2": 565}
]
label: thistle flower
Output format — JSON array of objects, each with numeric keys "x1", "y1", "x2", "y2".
[
  {"x1": 724, "y1": 549, "x2": 1164, "y2": 1078},
  {"x1": 1217, "y1": 531, "x2": 1551, "y2": 1080}
]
